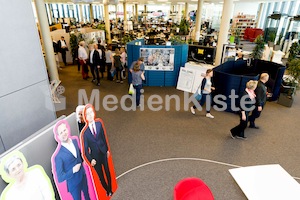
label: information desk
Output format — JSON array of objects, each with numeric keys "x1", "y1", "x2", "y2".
[
  {"x1": 176, "y1": 62, "x2": 214, "y2": 93},
  {"x1": 229, "y1": 164, "x2": 300, "y2": 200}
]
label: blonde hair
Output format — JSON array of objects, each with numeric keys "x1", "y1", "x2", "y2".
[
  {"x1": 260, "y1": 73, "x2": 269, "y2": 81},
  {"x1": 246, "y1": 80, "x2": 258, "y2": 90},
  {"x1": 79, "y1": 41, "x2": 85, "y2": 46}
]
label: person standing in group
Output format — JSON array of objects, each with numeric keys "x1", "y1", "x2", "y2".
[
  {"x1": 190, "y1": 69, "x2": 215, "y2": 119},
  {"x1": 76, "y1": 105, "x2": 85, "y2": 132},
  {"x1": 230, "y1": 80, "x2": 258, "y2": 140},
  {"x1": 89, "y1": 44, "x2": 97, "y2": 83},
  {"x1": 98, "y1": 45, "x2": 106, "y2": 79},
  {"x1": 52, "y1": 120, "x2": 91, "y2": 200},
  {"x1": 78, "y1": 41, "x2": 89, "y2": 80},
  {"x1": 129, "y1": 57, "x2": 145, "y2": 72},
  {"x1": 57, "y1": 36, "x2": 68, "y2": 66},
  {"x1": 120, "y1": 47, "x2": 127, "y2": 79},
  {"x1": 105, "y1": 44, "x2": 113, "y2": 81},
  {"x1": 248, "y1": 73, "x2": 269, "y2": 129},
  {"x1": 132, "y1": 63, "x2": 145, "y2": 107},
  {"x1": 113, "y1": 48, "x2": 123, "y2": 83}
]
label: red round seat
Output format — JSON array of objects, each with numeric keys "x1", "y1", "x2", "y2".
[{"x1": 174, "y1": 177, "x2": 214, "y2": 200}]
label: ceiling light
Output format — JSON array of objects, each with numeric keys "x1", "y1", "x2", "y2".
[
  {"x1": 177, "y1": 2, "x2": 185, "y2": 5},
  {"x1": 157, "y1": 0, "x2": 168, "y2": 2}
]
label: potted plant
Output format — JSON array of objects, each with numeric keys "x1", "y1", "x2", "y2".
[
  {"x1": 252, "y1": 35, "x2": 265, "y2": 59},
  {"x1": 287, "y1": 42, "x2": 300, "y2": 62},
  {"x1": 267, "y1": 31, "x2": 276, "y2": 47},
  {"x1": 179, "y1": 18, "x2": 189, "y2": 36},
  {"x1": 278, "y1": 58, "x2": 300, "y2": 107},
  {"x1": 274, "y1": 34, "x2": 283, "y2": 51}
]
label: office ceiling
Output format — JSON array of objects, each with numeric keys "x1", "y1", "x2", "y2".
[{"x1": 43, "y1": 0, "x2": 286, "y2": 6}]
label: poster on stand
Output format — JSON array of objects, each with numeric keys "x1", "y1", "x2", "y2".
[{"x1": 140, "y1": 48, "x2": 175, "y2": 71}]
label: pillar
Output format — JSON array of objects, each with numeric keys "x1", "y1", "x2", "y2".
[
  {"x1": 89, "y1": 3, "x2": 94, "y2": 23},
  {"x1": 194, "y1": 0, "x2": 204, "y2": 42},
  {"x1": 135, "y1": 4, "x2": 138, "y2": 22},
  {"x1": 123, "y1": 2, "x2": 127, "y2": 22},
  {"x1": 185, "y1": 2, "x2": 189, "y2": 19},
  {"x1": 144, "y1": 5, "x2": 147, "y2": 23},
  {"x1": 79, "y1": 4, "x2": 84, "y2": 23},
  {"x1": 104, "y1": 4, "x2": 111, "y2": 43},
  {"x1": 215, "y1": 0, "x2": 234, "y2": 66},
  {"x1": 34, "y1": 0, "x2": 59, "y2": 81}
]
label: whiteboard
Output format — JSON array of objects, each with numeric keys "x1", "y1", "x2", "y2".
[{"x1": 176, "y1": 62, "x2": 215, "y2": 93}]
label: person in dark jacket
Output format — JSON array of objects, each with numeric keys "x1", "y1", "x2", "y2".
[
  {"x1": 248, "y1": 73, "x2": 269, "y2": 129},
  {"x1": 230, "y1": 80, "x2": 258, "y2": 140}
]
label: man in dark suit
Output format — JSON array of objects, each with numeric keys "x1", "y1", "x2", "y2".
[
  {"x1": 82, "y1": 104, "x2": 113, "y2": 197},
  {"x1": 249, "y1": 73, "x2": 269, "y2": 129},
  {"x1": 58, "y1": 36, "x2": 68, "y2": 66},
  {"x1": 52, "y1": 120, "x2": 90, "y2": 200}
]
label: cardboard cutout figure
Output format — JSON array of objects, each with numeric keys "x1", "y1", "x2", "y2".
[
  {"x1": 51, "y1": 119, "x2": 97, "y2": 200},
  {"x1": 0, "y1": 150, "x2": 55, "y2": 200},
  {"x1": 80, "y1": 104, "x2": 117, "y2": 199}
]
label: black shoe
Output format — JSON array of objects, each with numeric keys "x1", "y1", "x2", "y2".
[
  {"x1": 97, "y1": 82, "x2": 100, "y2": 86},
  {"x1": 92, "y1": 79, "x2": 96, "y2": 82},
  {"x1": 249, "y1": 125, "x2": 259, "y2": 129},
  {"x1": 236, "y1": 136, "x2": 247, "y2": 140},
  {"x1": 230, "y1": 132, "x2": 236, "y2": 139}
]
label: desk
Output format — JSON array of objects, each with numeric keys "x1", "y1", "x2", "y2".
[{"x1": 229, "y1": 164, "x2": 300, "y2": 200}]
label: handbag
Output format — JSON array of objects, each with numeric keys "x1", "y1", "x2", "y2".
[
  {"x1": 193, "y1": 85, "x2": 202, "y2": 101},
  {"x1": 128, "y1": 83, "x2": 135, "y2": 95}
]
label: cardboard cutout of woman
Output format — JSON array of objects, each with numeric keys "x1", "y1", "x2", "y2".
[
  {"x1": 0, "y1": 150, "x2": 55, "y2": 200},
  {"x1": 51, "y1": 119, "x2": 97, "y2": 200},
  {"x1": 80, "y1": 104, "x2": 117, "y2": 199}
]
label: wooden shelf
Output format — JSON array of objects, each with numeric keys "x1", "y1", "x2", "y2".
[{"x1": 232, "y1": 14, "x2": 256, "y2": 38}]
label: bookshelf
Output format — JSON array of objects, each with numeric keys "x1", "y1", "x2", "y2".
[{"x1": 232, "y1": 14, "x2": 256, "y2": 38}]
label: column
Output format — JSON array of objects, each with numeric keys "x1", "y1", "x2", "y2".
[
  {"x1": 79, "y1": 4, "x2": 84, "y2": 23},
  {"x1": 115, "y1": 5, "x2": 118, "y2": 19},
  {"x1": 34, "y1": 0, "x2": 59, "y2": 81},
  {"x1": 123, "y1": 2, "x2": 127, "y2": 22},
  {"x1": 215, "y1": 0, "x2": 234, "y2": 66},
  {"x1": 185, "y1": 2, "x2": 189, "y2": 19},
  {"x1": 135, "y1": 4, "x2": 138, "y2": 22},
  {"x1": 104, "y1": 4, "x2": 112, "y2": 43},
  {"x1": 144, "y1": 5, "x2": 147, "y2": 23},
  {"x1": 89, "y1": 3, "x2": 94, "y2": 23},
  {"x1": 194, "y1": 0, "x2": 204, "y2": 42}
]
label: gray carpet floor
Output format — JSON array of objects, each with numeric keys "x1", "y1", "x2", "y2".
[{"x1": 56, "y1": 62, "x2": 300, "y2": 200}]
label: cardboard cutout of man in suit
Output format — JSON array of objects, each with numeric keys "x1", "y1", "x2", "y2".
[
  {"x1": 51, "y1": 120, "x2": 92, "y2": 200},
  {"x1": 80, "y1": 104, "x2": 117, "y2": 198}
]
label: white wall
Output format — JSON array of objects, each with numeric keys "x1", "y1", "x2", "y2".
[{"x1": 233, "y1": 2, "x2": 259, "y2": 16}]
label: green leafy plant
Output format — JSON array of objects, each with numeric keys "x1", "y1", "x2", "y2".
[
  {"x1": 121, "y1": 33, "x2": 135, "y2": 45},
  {"x1": 69, "y1": 33, "x2": 84, "y2": 64},
  {"x1": 288, "y1": 42, "x2": 300, "y2": 62},
  {"x1": 268, "y1": 31, "x2": 276, "y2": 42},
  {"x1": 252, "y1": 35, "x2": 265, "y2": 59},
  {"x1": 286, "y1": 58, "x2": 300, "y2": 87},
  {"x1": 169, "y1": 35, "x2": 186, "y2": 45},
  {"x1": 179, "y1": 18, "x2": 189, "y2": 35}
]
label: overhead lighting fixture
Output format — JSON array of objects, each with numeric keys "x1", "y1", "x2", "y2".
[
  {"x1": 157, "y1": 0, "x2": 168, "y2": 2},
  {"x1": 190, "y1": 0, "x2": 198, "y2": 1},
  {"x1": 148, "y1": 1, "x2": 154, "y2": 3},
  {"x1": 177, "y1": 2, "x2": 185, "y2": 5}
]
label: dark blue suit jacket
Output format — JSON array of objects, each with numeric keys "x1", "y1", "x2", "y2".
[
  {"x1": 83, "y1": 121, "x2": 108, "y2": 163},
  {"x1": 55, "y1": 139, "x2": 85, "y2": 192}
]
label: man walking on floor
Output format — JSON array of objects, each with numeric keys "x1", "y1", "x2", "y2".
[{"x1": 248, "y1": 73, "x2": 269, "y2": 129}]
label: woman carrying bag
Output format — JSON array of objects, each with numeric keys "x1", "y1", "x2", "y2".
[
  {"x1": 132, "y1": 63, "x2": 145, "y2": 107},
  {"x1": 190, "y1": 69, "x2": 215, "y2": 119}
]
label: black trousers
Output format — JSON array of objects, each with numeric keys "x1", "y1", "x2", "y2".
[
  {"x1": 89, "y1": 64, "x2": 96, "y2": 80},
  {"x1": 231, "y1": 112, "x2": 249, "y2": 137},
  {"x1": 60, "y1": 50, "x2": 67, "y2": 65},
  {"x1": 94, "y1": 65, "x2": 101, "y2": 83},
  {"x1": 94, "y1": 153, "x2": 112, "y2": 194},
  {"x1": 248, "y1": 105, "x2": 263, "y2": 125}
]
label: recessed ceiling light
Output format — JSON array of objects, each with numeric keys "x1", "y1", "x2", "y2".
[
  {"x1": 178, "y1": 2, "x2": 185, "y2": 5},
  {"x1": 157, "y1": 0, "x2": 168, "y2": 2},
  {"x1": 190, "y1": 0, "x2": 198, "y2": 1}
]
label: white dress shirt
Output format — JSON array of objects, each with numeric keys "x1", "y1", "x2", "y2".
[
  {"x1": 61, "y1": 139, "x2": 77, "y2": 158},
  {"x1": 78, "y1": 46, "x2": 88, "y2": 60}
]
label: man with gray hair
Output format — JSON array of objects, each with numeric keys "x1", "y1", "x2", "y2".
[
  {"x1": 78, "y1": 41, "x2": 89, "y2": 80},
  {"x1": 249, "y1": 73, "x2": 269, "y2": 129}
]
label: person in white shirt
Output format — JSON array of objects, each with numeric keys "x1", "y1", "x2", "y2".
[
  {"x1": 78, "y1": 41, "x2": 89, "y2": 80},
  {"x1": 190, "y1": 69, "x2": 215, "y2": 118}
]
